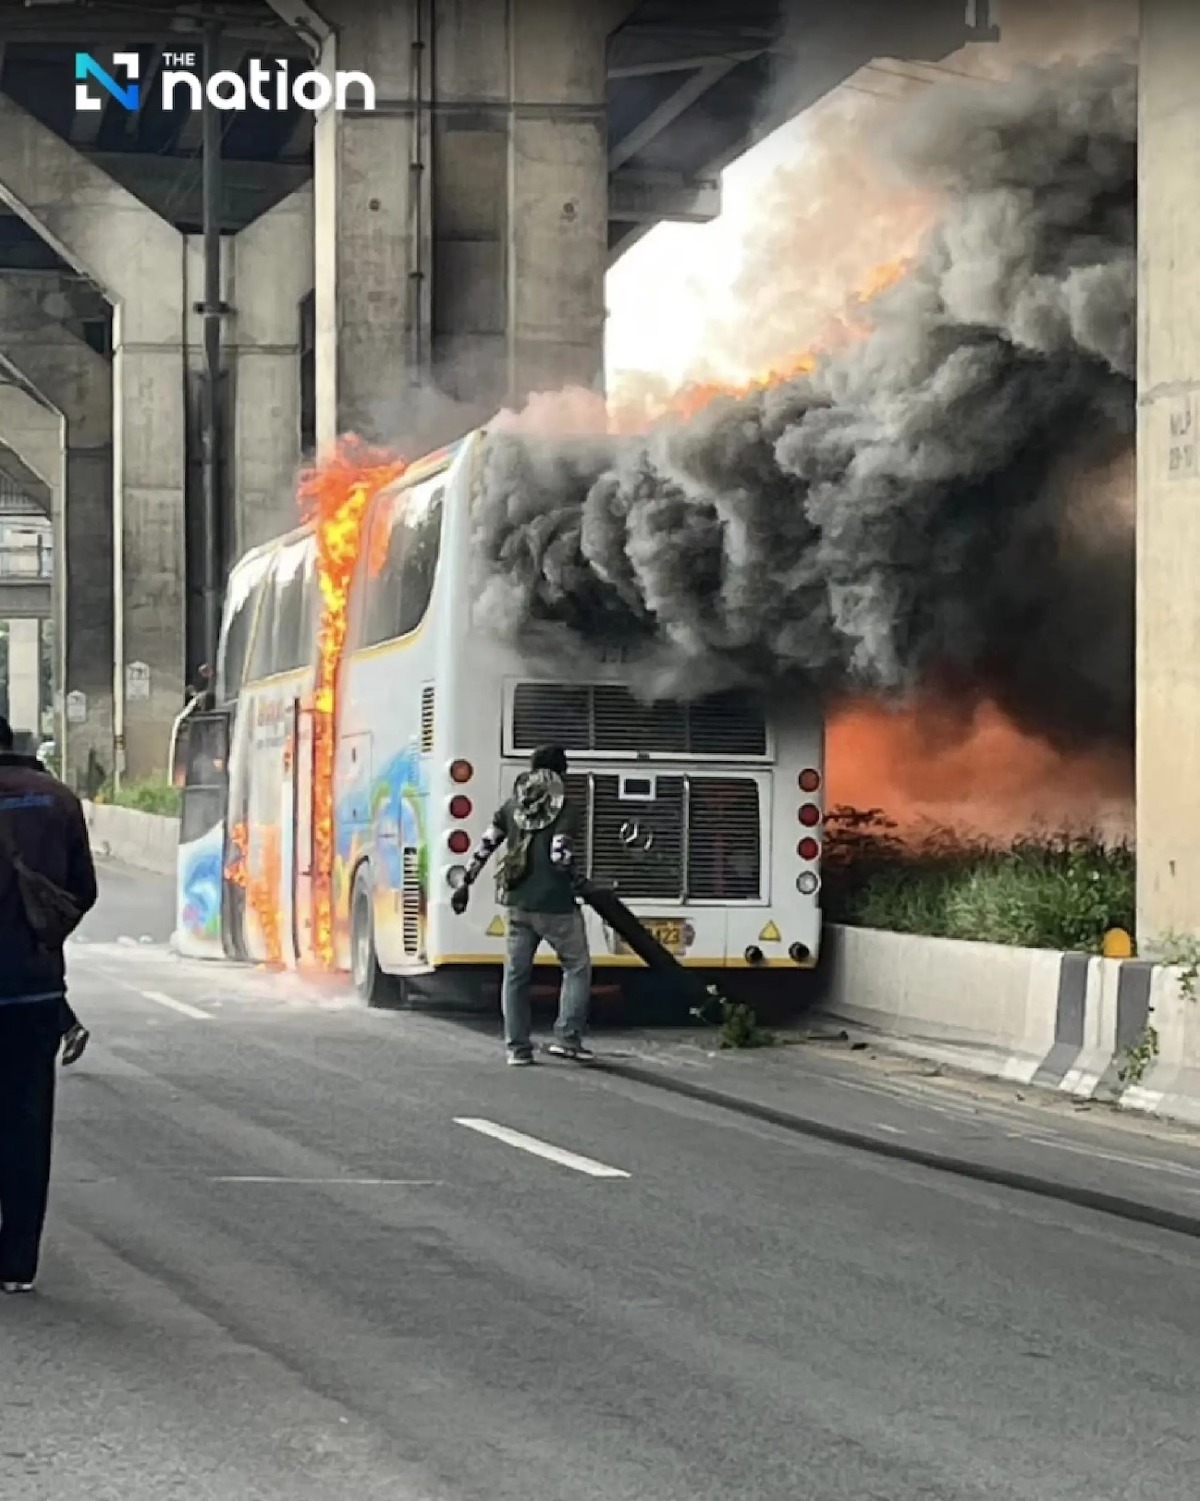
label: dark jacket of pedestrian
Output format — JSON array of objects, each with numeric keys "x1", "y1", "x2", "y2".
[{"x1": 0, "y1": 740, "x2": 98, "y2": 1004}]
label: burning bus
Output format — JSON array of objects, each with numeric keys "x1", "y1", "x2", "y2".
[{"x1": 172, "y1": 428, "x2": 824, "y2": 1005}]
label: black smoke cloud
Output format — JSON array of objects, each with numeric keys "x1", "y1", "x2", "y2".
[{"x1": 470, "y1": 55, "x2": 1136, "y2": 752}]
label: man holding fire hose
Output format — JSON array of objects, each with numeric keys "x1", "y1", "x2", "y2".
[{"x1": 450, "y1": 745, "x2": 593, "y2": 1066}]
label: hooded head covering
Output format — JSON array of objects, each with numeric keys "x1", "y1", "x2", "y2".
[
  {"x1": 530, "y1": 744, "x2": 568, "y2": 777},
  {"x1": 511, "y1": 768, "x2": 565, "y2": 832}
]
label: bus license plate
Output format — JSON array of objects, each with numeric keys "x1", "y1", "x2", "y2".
[{"x1": 642, "y1": 919, "x2": 686, "y2": 954}]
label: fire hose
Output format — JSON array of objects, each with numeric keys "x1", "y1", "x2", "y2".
[{"x1": 572, "y1": 875, "x2": 734, "y2": 1025}]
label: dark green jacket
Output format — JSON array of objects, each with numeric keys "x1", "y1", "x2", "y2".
[{"x1": 490, "y1": 798, "x2": 582, "y2": 914}]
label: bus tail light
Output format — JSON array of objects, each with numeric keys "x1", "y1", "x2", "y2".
[
  {"x1": 449, "y1": 794, "x2": 472, "y2": 819},
  {"x1": 799, "y1": 768, "x2": 821, "y2": 792},
  {"x1": 448, "y1": 829, "x2": 470, "y2": 855},
  {"x1": 796, "y1": 871, "x2": 819, "y2": 896},
  {"x1": 789, "y1": 942, "x2": 811, "y2": 963},
  {"x1": 797, "y1": 837, "x2": 819, "y2": 862},
  {"x1": 449, "y1": 759, "x2": 473, "y2": 784},
  {"x1": 798, "y1": 803, "x2": 821, "y2": 827},
  {"x1": 447, "y1": 865, "x2": 467, "y2": 888},
  {"x1": 744, "y1": 945, "x2": 764, "y2": 966}
]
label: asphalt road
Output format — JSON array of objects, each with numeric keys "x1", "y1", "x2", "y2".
[{"x1": 4, "y1": 867, "x2": 1199, "y2": 1499}]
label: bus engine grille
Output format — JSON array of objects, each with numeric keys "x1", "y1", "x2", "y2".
[
  {"x1": 563, "y1": 774, "x2": 761, "y2": 902},
  {"x1": 513, "y1": 684, "x2": 766, "y2": 757}
]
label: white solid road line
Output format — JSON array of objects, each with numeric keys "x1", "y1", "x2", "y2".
[
  {"x1": 139, "y1": 989, "x2": 214, "y2": 1021},
  {"x1": 211, "y1": 1177, "x2": 441, "y2": 1186},
  {"x1": 454, "y1": 1118, "x2": 630, "y2": 1179}
]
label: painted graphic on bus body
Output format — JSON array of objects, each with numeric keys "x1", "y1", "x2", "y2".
[
  {"x1": 177, "y1": 823, "x2": 225, "y2": 957},
  {"x1": 333, "y1": 738, "x2": 429, "y2": 964}
]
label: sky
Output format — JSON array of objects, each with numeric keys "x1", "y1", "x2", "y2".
[{"x1": 604, "y1": 110, "x2": 820, "y2": 388}]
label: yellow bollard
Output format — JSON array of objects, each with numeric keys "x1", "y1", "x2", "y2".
[{"x1": 1102, "y1": 927, "x2": 1134, "y2": 959}]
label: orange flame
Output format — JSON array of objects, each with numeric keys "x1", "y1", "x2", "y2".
[
  {"x1": 298, "y1": 437, "x2": 408, "y2": 967},
  {"x1": 224, "y1": 820, "x2": 284, "y2": 965},
  {"x1": 854, "y1": 256, "x2": 911, "y2": 305},
  {"x1": 827, "y1": 697, "x2": 1133, "y2": 844},
  {"x1": 225, "y1": 821, "x2": 248, "y2": 887},
  {"x1": 249, "y1": 823, "x2": 284, "y2": 967}
]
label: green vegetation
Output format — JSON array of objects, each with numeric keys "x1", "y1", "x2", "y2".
[
  {"x1": 1117, "y1": 1023, "x2": 1159, "y2": 1087},
  {"x1": 691, "y1": 984, "x2": 775, "y2": 1049},
  {"x1": 823, "y1": 807, "x2": 1134, "y2": 954},
  {"x1": 1158, "y1": 933, "x2": 1200, "y2": 1003},
  {"x1": 95, "y1": 775, "x2": 182, "y2": 818}
]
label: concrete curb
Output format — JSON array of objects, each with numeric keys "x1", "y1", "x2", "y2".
[
  {"x1": 83, "y1": 800, "x2": 179, "y2": 876},
  {"x1": 590, "y1": 1055, "x2": 1200, "y2": 1242}
]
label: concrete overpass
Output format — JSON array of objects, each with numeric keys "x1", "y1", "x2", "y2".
[
  {"x1": 0, "y1": 482, "x2": 51, "y2": 621},
  {"x1": 0, "y1": 0, "x2": 992, "y2": 782}
]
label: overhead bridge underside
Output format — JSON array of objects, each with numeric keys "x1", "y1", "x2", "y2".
[{"x1": 0, "y1": 0, "x2": 995, "y2": 271}]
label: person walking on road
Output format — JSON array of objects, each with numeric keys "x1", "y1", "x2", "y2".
[
  {"x1": 451, "y1": 745, "x2": 593, "y2": 1066},
  {"x1": 58, "y1": 1001, "x2": 90, "y2": 1067},
  {"x1": 0, "y1": 714, "x2": 98, "y2": 1293},
  {"x1": 29, "y1": 737, "x2": 90, "y2": 1066}
]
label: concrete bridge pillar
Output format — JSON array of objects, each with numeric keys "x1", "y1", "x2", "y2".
[
  {"x1": 222, "y1": 183, "x2": 314, "y2": 550},
  {"x1": 0, "y1": 293, "x2": 114, "y2": 786},
  {"x1": 5, "y1": 617, "x2": 41, "y2": 741},
  {"x1": 0, "y1": 93, "x2": 186, "y2": 778},
  {"x1": 307, "y1": 0, "x2": 634, "y2": 452},
  {"x1": 1137, "y1": 0, "x2": 1200, "y2": 947},
  {"x1": 172, "y1": 185, "x2": 312, "y2": 662}
]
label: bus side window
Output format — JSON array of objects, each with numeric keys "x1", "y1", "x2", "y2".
[
  {"x1": 297, "y1": 539, "x2": 317, "y2": 666},
  {"x1": 179, "y1": 712, "x2": 229, "y2": 845},
  {"x1": 272, "y1": 540, "x2": 314, "y2": 674},
  {"x1": 219, "y1": 576, "x2": 265, "y2": 701},
  {"x1": 395, "y1": 486, "x2": 444, "y2": 637},
  {"x1": 185, "y1": 714, "x2": 228, "y2": 788},
  {"x1": 247, "y1": 558, "x2": 282, "y2": 683},
  {"x1": 363, "y1": 494, "x2": 405, "y2": 649},
  {"x1": 361, "y1": 480, "x2": 445, "y2": 647}
]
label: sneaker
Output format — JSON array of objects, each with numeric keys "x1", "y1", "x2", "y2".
[
  {"x1": 545, "y1": 1041, "x2": 595, "y2": 1063},
  {"x1": 1, "y1": 1282, "x2": 35, "y2": 1295},
  {"x1": 507, "y1": 1051, "x2": 536, "y2": 1067},
  {"x1": 61, "y1": 1024, "x2": 90, "y2": 1067}
]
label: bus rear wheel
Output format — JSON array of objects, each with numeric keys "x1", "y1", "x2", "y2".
[{"x1": 351, "y1": 868, "x2": 397, "y2": 1007}]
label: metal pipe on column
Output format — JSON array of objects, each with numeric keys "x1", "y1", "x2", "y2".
[
  {"x1": 408, "y1": 0, "x2": 433, "y2": 389},
  {"x1": 200, "y1": 22, "x2": 224, "y2": 677}
]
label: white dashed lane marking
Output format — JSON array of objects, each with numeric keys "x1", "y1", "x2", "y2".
[
  {"x1": 138, "y1": 989, "x2": 214, "y2": 1021},
  {"x1": 455, "y1": 1118, "x2": 630, "y2": 1179}
]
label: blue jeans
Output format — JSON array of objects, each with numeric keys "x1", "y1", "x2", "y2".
[{"x1": 502, "y1": 908, "x2": 591, "y2": 1054}]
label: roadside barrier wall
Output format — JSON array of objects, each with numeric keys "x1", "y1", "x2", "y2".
[
  {"x1": 815, "y1": 923, "x2": 1199, "y2": 1126},
  {"x1": 83, "y1": 800, "x2": 179, "y2": 877}
]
